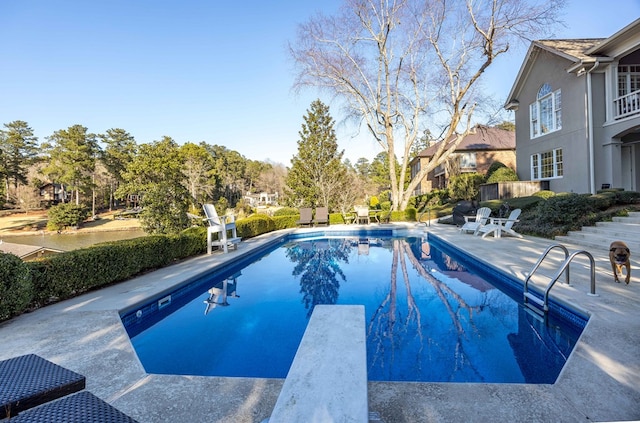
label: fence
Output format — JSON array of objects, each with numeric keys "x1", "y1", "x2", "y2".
[{"x1": 480, "y1": 181, "x2": 549, "y2": 201}]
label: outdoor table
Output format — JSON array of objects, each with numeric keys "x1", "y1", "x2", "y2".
[{"x1": 0, "y1": 354, "x2": 86, "y2": 419}]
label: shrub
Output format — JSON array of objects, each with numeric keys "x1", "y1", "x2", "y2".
[
  {"x1": 388, "y1": 208, "x2": 416, "y2": 222},
  {"x1": 519, "y1": 193, "x2": 596, "y2": 238},
  {"x1": 486, "y1": 161, "x2": 507, "y2": 179},
  {"x1": 47, "y1": 203, "x2": 90, "y2": 230},
  {"x1": 273, "y1": 215, "x2": 298, "y2": 230},
  {"x1": 588, "y1": 192, "x2": 616, "y2": 210},
  {"x1": 449, "y1": 173, "x2": 485, "y2": 201},
  {"x1": 369, "y1": 196, "x2": 380, "y2": 209},
  {"x1": 533, "y1": 190, "x2": 555, "y2": 200},
  {"x1": 273, "y1": 207, "x2": 299, "y2": 217},
  {"x1": 27, "y1": 231, "x2": 206, "y2": 308},
  {"x1": 617, "y1": 191, "x2": 640, "y2": 204},
  {"x1": 485, "y1": 167, "x2": 519, "y2": 184},
  {"x1": 329, "y1": 213, "x2": 344, "y2": 225},
  {"x1": 0, "y1": 253, "x2": 33, "y2": 321},
  {"x1": 404, "y1": 207, "x2": 417, "y2": 221},
  {"x1": 236, "y1": 214, "x2": 275, "y2": 238}
]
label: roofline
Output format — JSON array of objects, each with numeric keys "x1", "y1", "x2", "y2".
[
  {"x1": 504, "y1": 43, "x2": 538, "y2": 109},
  {"x1": 586, "y1": 17, "x2": 640, "y2": 55},
  {"x1": 566, "y1": 56, "x2": 615, "y2": 74}
]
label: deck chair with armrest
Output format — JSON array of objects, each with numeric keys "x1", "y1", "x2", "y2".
[
  {"x1": 203, "y1": 204, "x2": 241, "y2": 254},
  {"x1": 355, "y1": 206, "x2": 370, "y2": 224},
  {"x1": 314, "y1": 207, "x2": 329, "y2": 226},
  {"x1": 296, "y1": 207, "x2": 313, "y2": 227},
  {"x1": 478, "y1": 208, "x2": 523, "y2": 239},
  {"x1": 459, "y1": 206, "x2": 491, "y2": 235}
]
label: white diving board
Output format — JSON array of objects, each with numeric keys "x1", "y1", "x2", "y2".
[{"x1": 268, "y1": 305, "x2": 368, "y2": 423}]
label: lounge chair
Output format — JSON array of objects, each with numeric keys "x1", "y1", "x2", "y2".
[
  {"x1": 10, "y1": 391, "x2": 139, "y2": 422},
  {"x1": 0, "y1": 354, "x2": 86, "y2": 419},
  {"x1": 478, "y1": 208, "x2": 523, "y2": 239},
  {"x1": 296, "y1": 207, "x2": 313, "y2": 227},
  {"x1": 459, "y1": 206, "x2": 491, "y2": 235},
  {"x1": 355, "y1": 206, "x2": 370, "y2": 224},
  {"x1": 314, "y1": 207, "x2": 329, "y2": 226},
  {"x1": 203, "y1": 204, "x2": 241, "y2": 254}
]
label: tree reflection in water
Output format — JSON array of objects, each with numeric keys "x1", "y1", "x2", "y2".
[
  {"x1": 285, "y1": 238, "x2": 352, "y2": 316},
  {"x1": 368, "y1": 238, "x2": 497, "y2": 381}
]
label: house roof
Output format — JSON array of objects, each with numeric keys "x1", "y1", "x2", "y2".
[
  {"x1": 587, "y1": 18, "x2": 640, "y2": 55},
  {"x1": 416, "y1": 125, "x2": 515, "y2": 159},
  {"x1": 505, "y1": 18, "x2": 640, "y2": 109},
  {"x1": 0, "y1": 241, "x2": 63, "y2": 259},
  {"x1": 535, "y1": 39, "x2": 604, "y2": 62}
]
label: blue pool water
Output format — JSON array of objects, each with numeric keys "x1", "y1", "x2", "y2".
[{"x1": 121, "y1": 231, "x2": 587, "y2": 383}]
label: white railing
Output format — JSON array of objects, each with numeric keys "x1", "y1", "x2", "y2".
[{"x1": 614, "y1": 89, "x2": 640, "y2": 119}]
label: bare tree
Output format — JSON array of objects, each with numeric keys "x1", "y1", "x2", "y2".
[
  {"x1": 257, "y1": 161, "x2": 288, "y2": 200},
  {"x1": 290, "y1": 0, "x2": 564, "y2": 210}
]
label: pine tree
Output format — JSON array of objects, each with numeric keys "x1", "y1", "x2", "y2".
[
  {"x1": 286, "y1": 100, "x2": 346, "y2": 209},
  {"x1": 42, "y1": 125, "x2": 99, "y2": 205},
  {"x1": 0, "y1": 120, "x2": 39, "y2": 203}
]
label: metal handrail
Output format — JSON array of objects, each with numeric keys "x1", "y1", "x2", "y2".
[
  {"x1": 524, "y1": 244, "x2": 570, "y2": 294},
  {"x1": 524, "y1": 244, "x2": 597, "y2": 313},
  {"x1": 417, "y1": 208, "x2": 431, "y2": 227}
]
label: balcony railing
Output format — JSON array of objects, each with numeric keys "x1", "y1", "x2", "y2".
[{"x1": 614, "y1": 89, "x2": 640, "y2": 119}]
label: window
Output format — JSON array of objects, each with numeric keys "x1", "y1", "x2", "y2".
[
  {"x1": 618, "y1": 65, "x2": 640, "y2": 97},
  {"x1": 530, "y1": 84, "x2": 561, "y2": 138},
  {"x1": 459, "y1": 152, "x2": 476, "y2": 169},
  {"x1": 531, "y1": 148, "x2": 563, "y2": 180}
]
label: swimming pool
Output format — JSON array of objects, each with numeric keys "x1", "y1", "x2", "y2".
[{"x1": 121, "y1": 230, "x2": 587, "y2": 383}]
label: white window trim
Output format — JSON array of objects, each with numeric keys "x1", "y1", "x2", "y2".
[
  {"x1": 530, "y1": 148, "x2": 563, "y2": 180},
  {"x1": 530, "y1": 85, "x2": 562, "y2": 138}
]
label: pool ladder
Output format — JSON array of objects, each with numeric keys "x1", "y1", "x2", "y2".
[{"x1": 523, "y1": 244, "x2": 597, "y2": 314}]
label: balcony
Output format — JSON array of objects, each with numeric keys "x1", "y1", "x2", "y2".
[{"x1": 614, "y1": 89, "x2": 640, "y2": 119}]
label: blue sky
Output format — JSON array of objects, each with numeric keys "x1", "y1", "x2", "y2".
[{"x1": 1, "y1": 1, "x2": 639, "y2": 166}]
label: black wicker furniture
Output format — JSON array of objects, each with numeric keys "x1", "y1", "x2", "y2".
[
  {"x1": 9, "y1": 391, "x2": 139, "y2": 423},
  {"x1": 0, "y1": 354, "x2": 85, "y2": 419}
]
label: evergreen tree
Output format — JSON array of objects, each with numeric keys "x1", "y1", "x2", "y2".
[
  {"x1": 42, "y1": 125, "x2": 99, "y2": 205},
  {"x1": 99, "y1": 128, "x2": 137, "y2": 210},
  {"x1": 0, "y1": 121, "x2": 39, "y2": 203},
  {"x1": 286, "y1": 100, "x2": 346, "y2": 209},
  {"x1": 117, "y1": 136, "x2": 190, "y2": 234}
]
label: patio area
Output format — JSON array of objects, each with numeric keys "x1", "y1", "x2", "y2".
[{"x1": 0, "y1": 222, "x2": 638, "y2": 422}]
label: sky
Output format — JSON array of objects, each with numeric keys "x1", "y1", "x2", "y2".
[{"x1": 1, "y1": 1, "x2": 639, "y2": 167}]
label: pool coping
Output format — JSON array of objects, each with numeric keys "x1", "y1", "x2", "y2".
[{"x1": 0, "y1": 222, "x2": 638, "y2": 422}]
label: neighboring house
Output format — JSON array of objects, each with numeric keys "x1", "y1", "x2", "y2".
[
  {"x1": 0, "y1": 241, "x2": 63, "y2": 261},
  {"x1": 243, "y1": 191, "x2": 279, "y2": 207},
  {"x1": 409, "y1": 124, "x2": 516, "y2": 195},
  {"x1": 39, "y1": 183, "x2": 69, "y2": 204},
  {"x1": 505, "y1": 18, "x2": 640, "y2": 193}
]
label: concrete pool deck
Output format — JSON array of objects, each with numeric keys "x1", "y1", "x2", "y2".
[{"x1": 1, "y1": 222, "x2": 639, "y2": 422}]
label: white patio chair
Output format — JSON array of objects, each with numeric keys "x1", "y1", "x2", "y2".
[
  {"x1": 203, "y1": 204, "x2": 241, "y2": 254},
  {"x1": 459, "y1": 207, "x2": 491, "y2": 235}
]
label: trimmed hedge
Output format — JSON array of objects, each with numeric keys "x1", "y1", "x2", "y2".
[
  {"x1": 237, "y1": 214, "x2": 276, "y2": 238},
  {"x1": 27, "y1": 231, "x2": 206, "y2": 307},
  {"x1": 273, "y1": 215, "x2": 299, "y2": 230},
  {"x1": 0, "y1": 252, "x2": 32, "y2": 321}
]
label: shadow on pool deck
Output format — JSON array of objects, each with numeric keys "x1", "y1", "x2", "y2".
[{"x1": 1, "y1": 222, "x2": 639, "y2": 422}]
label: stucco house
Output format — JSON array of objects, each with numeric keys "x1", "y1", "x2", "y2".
[
  {"x1": 505, "y1": 18, "x2": 640, "y2": 193},
  {"x1": 409, "y1": 124, "x2": 516, "y2": 195}
]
